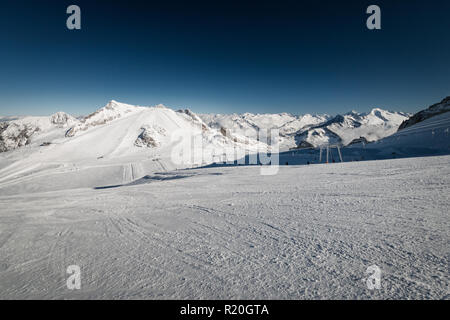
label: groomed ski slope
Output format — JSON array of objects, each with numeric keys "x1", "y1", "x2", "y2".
[{"x1": 0, "y1": 155, "x2": 448, "y2": 299}]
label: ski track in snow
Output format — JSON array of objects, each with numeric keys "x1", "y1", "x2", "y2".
[{"x1": 0, "y1": 156, "x2": 449, "y2": 299}]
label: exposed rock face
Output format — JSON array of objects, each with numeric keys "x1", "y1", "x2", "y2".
[
  {"x1": 177, "y1": 109, "x2": 209, "y2": 131},
  {"x1": 220, "y1": 126, "x2": 228, "y2": 137},
  {"x1": 295, "y1": 127, "x2": 341, "y2": 147},
  {"x1": 347, "y1": 136, "x2": 369, "y2": 146},
  {"x1": 295, "y1": 140, "x2": 315, "y2": 149},
  {"x1": 398, "y1": 97, "x2": 450, "y2": 130},
  {"x1": 134, "y1": 125, "x2": 167, "y2": 148},
  {"x1": 0, "y1": 122, "x2": 37, "y2": 152},
  {"x1": 0, "y1": 122, "x2": 10, "y2": 152},
  {"x1": 50, "y1": 112, "x2": 77, "y2": 127},
  {"x1": 135, "y1": 130, "x2": 158, "y2": 148}
]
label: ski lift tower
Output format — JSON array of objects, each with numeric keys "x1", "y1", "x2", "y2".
[{"x1": 319, "y1": 144, "x2": 343, "y2": 163}]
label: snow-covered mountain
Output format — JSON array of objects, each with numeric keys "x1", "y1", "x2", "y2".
[
  {"x1": 0, "y1": 112, "x2": 78, "y2": 152},
  {"x1": 200, "y1": 109, "x2": 409, "y2": 150},
  {"x1": 199, "y1": 112, "x2": 331, "y2": 150},
  {"x1": 0, "y1": 101, "x2": 268, "y2": 193},
  {"x1": 361, "y1": 99, "x2": 450, "y2": 158},
  {"x1": 294, "y1": 108, "x2": 409, "y2": 148},
  {"x1": 0, "y1": 103, "x2": 410, "y2": 156},
  {"x1": 1, "y1": 98, "x2": 449, "y2": 194},
  {"x1": 398, "y1": 96, "x2": 450, "y2": 130}
]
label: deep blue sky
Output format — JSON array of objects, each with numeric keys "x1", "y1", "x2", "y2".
[{"x1": 0, "y1": 0, "x2": 449, "y2": 116}]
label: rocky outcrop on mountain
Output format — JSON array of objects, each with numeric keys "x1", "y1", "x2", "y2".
[
  {"x1": 177, "y1": 109, "x2": 209, "y2": 131},
  {"x1": 278, "y1": 114, "x2": 330, "y2": 136},
  {"x1": 134, "y1": 125, "x2": 167, "y2": 148},
  {"x1": 0, "y1": 123, "x2": 39, "y2": 152},
  {"x1": 295, "y1": 127, "x2": 341, "y2": 148},
  {"x1": 50, "y1": 112, "x2": 78, "y2": 127},
  {"x1": 398, "y1": 97, "x2": 450, "y2": 130},
  {"x1": 1, "y1": 125, "x2": 33, "y2": 152},
  {"x1": 294, "y1": 140, "x2": 315, "y2": 149},
  {"x1": 347, "y1": 136, "x2": 369, "y2": 146}
]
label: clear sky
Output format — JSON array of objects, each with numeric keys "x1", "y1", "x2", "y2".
[{"x1": 0, "y1": 0, "x2": 449, "y2": 116}]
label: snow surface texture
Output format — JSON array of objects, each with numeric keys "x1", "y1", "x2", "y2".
[{"x1": 0, "y1": 156, "x2": 448, "y2": 299}]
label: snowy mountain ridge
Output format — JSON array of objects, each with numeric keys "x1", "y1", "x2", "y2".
[
  {"x1": 200, "y1": 108, "x2": 409, "y2": 149},
  {"x1": 398, "y1": 96, "x2": 450, "y2": 130},
  {"x1": 0, "y1": 97, "x2": 449, "y2": 194},
  {"x1": 1, "y1": 101, "x2": 410, "y2": 154},
  {"x1": 294, "y1": 108, "x2": 410, "y2": 148}
]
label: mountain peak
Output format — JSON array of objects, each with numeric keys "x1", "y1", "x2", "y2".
[
  {"x1": 50, "y1": 111, "x2": 77, "y2": 126},
  {"x1": 105, "y1": 100, "x2": 134, "y2": 109},
  {"x1": 344, "y1": 110, "x2": 360, "y2": 117},
  {"x1": 440, "y1": 96, "x2": 450, "y2": 104}
]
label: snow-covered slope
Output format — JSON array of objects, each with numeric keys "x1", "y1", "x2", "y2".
[
  {"x1": 295, "y1": 108, "x2": 409, "y2": 148},
  {"x1": 364, "y1": 107, "x2": 450, "y2": 158},
  {"x1": 339, "y1": 97, "x2": 450, "y2": 160},
  {"x1": 398, "y1": 96, "x2": 450, "y2": 130},
  {"x1": 1, "y1": 155, "x2": 448, "y2": 299}
]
